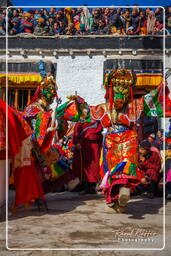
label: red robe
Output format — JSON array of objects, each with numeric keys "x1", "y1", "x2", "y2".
[
  {"x1": 72, "y1": 121, "x2": 103, "y2": 183},
  {"x1": 139, "y1": 151, "x2": 161, "y2": 182},
  {"x1": 0, "y1": 99, "x2": 32, "y2": 159}
]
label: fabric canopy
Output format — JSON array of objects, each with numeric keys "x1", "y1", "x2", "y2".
[{"x1": 0, "y1": 72, "x2": 42, "y2": 87}]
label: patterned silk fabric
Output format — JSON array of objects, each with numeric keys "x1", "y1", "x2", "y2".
[{"x1": 106, "y1": 131, "x2": 138, "y2": 168}]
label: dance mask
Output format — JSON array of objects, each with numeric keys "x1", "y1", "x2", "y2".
[{"x1": 104, "y1": 69, "x2": 137, "y2": 111}]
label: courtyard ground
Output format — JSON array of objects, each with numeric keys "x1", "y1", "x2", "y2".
[{"x1": 0, "y1": 190, "x2": 171, "y2": 256}]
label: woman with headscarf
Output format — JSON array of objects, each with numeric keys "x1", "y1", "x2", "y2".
[
  {"x1": 80, "y1": 6, "x2": 93, "y2": 32},
  {"x1": 146, "y1": 11, "x2": 157, "y2": 34}
]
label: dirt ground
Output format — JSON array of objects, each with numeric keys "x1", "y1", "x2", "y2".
[{"x1": 0, "y1": 190, "x2": 170, "y2": 256}]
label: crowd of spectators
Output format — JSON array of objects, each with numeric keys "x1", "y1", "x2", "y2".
[{"x1": 0, "y1": 6, "x2": 171, "y2": 36}]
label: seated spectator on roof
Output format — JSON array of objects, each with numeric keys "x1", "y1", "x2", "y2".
[
  {"x1": 102, "y1": 8, "x2": 111, "y2": 26},
  {"x1": 152, "y1": 20, "x2": 164, "y2": 35},
  {"x1": 80, "y1": 6, "x2": 93, "y2": 33},
  {"x1": 0, "y1": 9, "x2": 6, "y2": 35},
  {"x1": 23, "y1": 12, "x2": 34, "y2": 33},
  {"x1": 137, "y1": 11, "x2": 147, "y2": 35},
  {"x1": 146, "y1": 11, "x2": 158, "y2": 35},
  {"x1": 92, "y1": 9, "x2": 101, "y2": 32},
  {"x1": 155, "y1": 7, "x2": 163, "y2": 24},
  {"x1": 109, "y1": 8, "x2": 123, "y2": 34},
  {"x1": 94, "y1": 19, "x2": 109, "y2": 35},
  {"x1": 52, "y1": 22, "x2": 61, "y2": 35},
  {"x1": 165, "y1": 7, "x2": 171, "y2": 34},
  {"x1": 120, "y1": 9, "x2": 131, "y2": 34},
  {"x1": 9, "y1": 17, "x2": 21, "y2": 35},
  {"x1": 34, "y1": 17, "x2": 47, "y2": 36},
  {"x1": 56, "y1": 10, "x2": 68, "y2": 26},
  {"x1": 49, "y1": 8, "x2": 56, "y2": 18},
  {"x1": 64, "y1": 8, "x2": 73, "y2": 25},
  {"x1": 58, "y1": 21, "x2": 66, "y2": 35},
  {"x1": 65, "y1": 23, "x2": 77, "y2": 35},
  {"x1": 46, "y1": 17, "x2": 55, "y2": 36},
  {"x1": 43, "y1": 9, "x2": 49, "y2": 21},
  {"x1": 73, "y1": 15, "x2": 80, "y2": 32},
  {"x1": 130, "y1": 9, "x2": 140, "y2": 34}
]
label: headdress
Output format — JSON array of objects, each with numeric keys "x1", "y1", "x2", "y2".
[
  {"x1": 28, "y1": 61, "x2": 57, "y2": 105},
  {"x1": 104, "y1": 69, "x2": 137, "y2": 111}
]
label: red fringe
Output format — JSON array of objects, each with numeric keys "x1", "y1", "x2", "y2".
[
  {"x1": 109, "y1": 81, "x2": 113, "y2": 111},
  {"x1": 28, "y1": 87, "x2": 41, "y2": 105}
]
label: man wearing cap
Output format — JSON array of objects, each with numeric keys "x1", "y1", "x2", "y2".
[
  {"x1": 138, "y1": 140, "x2": 161, "y2": 198},
  {"x1": 34, "y1": 17, "x2": 47, "y2": 36},
  {"x1": 147, "y1": 133, "x2": 161, "y2": 157}
]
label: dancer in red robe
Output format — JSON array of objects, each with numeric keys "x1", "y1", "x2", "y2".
[
  {"x1": 12, "y1": 73, "x2": 58, "y2": 210},
  {"x1": 0, "y1": 99, "x2": 44, "y2": 210}
]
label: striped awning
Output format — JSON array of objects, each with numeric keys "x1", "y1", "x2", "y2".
[{"x1": 0, "y1": 72, "x2": 42, "y2": 87}]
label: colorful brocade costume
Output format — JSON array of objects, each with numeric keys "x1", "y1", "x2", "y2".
[
  {"x1": 54, "y1": 69, "x2": 166, "y2": 206},
  {"x1": 12, "y1": 74, "x2": 59, "y2": 208},
  {"x1": 90, "y1": 102, "x2": 142, "y2": 203}
]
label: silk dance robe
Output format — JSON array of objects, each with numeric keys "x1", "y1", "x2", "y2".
[{"x1": 91, "y1": 103, "x2": 143, "y2": 203}]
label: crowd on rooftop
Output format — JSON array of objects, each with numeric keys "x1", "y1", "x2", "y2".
[{"x1": 0, "y1": 6, "x2": 170, "y2": 36}]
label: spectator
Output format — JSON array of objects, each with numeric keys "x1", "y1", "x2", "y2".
[
  {"x1": 145, "y1": 7, "x2": 152, "y2": 17},
  {"x1": 64, "y1": 8, "x2": 73, "y2": 25},
  {"x1": 130, "y1": 9, "x2": 140, "y2": 34},
  {"x1": 166, "y1": 7, "x2": 171, "y2": 34},
  {"x1": 65, "y1": 23, "x2": 77, "y2": 35},
  {"x1": 152, "y1": 20, "x2": 164, "y2": 35},
  {"x1": 73, "y1": 15, "x2": 80, "y2": 32},
  {"x1": 23, "y1": 12, "x2": 33, "y2": 33},
  {"x1": 155, "y1": 8, "x2": 163, "y2": 24},
  {"x1": 146, "y1": 133, "x2": 161, "y2": 157},
  {"x1": 146, "y1": 11, "x2": 157, "y2": 35},
  {"x1": 137, "y1": 11, "x2": 147, "y2": 35},
  {"x1": 92, "y1": 9, "x2": 101, "y2": 32},
  {"x1": 49, "y1": 8, "x2": 56, "y2": 18},
  {"x1": 95, "y1": 19, "x2": 108, "y2": 34},
  {"x1": 138, "y1": 140, "x2": 161, "y2": 198},
  {"x1": 80, "y1": 6, "x2": 93, "y2": 32},
  {"x1": 34, "y1": 17, "x2": 47, "y2": 36},
  {"x1": 0, "y1": 9, "x2": 5, "y2": 35},
  {"x1": 9, "y1": 17, "x2": 21, "y2": 35},
  {"x1": 102, "y1": 8, "x2": 111, "y2": 26},
  {"x1": 56, "y1": 10, "x2": 67, "y2": 26},
  {"x1": 5, "y1": 7, "x2": 166, "y2": 36},
  {"x1": 120, "y1": 9, "x2": 131, "y2": 34},
  {"x1": 58, "y1": 21, "x2": 66, "y2": 35},
  {"x1": 109, "y1": 9, "x2": 122, "y2": 34},
  {"x1": 52, "y1": 22, "x2": 61, "y2": 35}
]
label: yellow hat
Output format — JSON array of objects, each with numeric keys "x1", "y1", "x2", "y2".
[
  {"x1": 65, "y1": 7, "x2": 72, "y2": 13},
  {"x1": 23, "y1": 12, "x2": 32, "y2": 17},
  {"x1": 38, "y1": 17, "x2": 45, "y2": 23}
]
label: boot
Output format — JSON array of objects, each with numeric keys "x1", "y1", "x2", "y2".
[{"x1": 118, "y1": 187, "x2": 130, "y2": 207}]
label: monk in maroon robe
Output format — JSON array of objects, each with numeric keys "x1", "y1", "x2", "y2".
[
  {"x1": 72, "y1": 121, "x2": 103, "y2": 193},
  {"x1": 138, "y1": 140, "x2": 161, "y2": 198}
]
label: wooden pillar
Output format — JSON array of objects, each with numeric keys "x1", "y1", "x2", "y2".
[
  {"x1": 0, "y1": 87, "x2": 2, "y2": 99},
  {"x1": 27, "y1": 89, "x2": 31, "y2": 105},
  {"x1": 0, "y1": 160, "x2": 6, "y2": 208},
  {"x1": 2, "y1": 88, "x2": 5, "y2": 102},
  {"x1": 14, "y1": 89, "x2": 18, "y2": 109}
]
